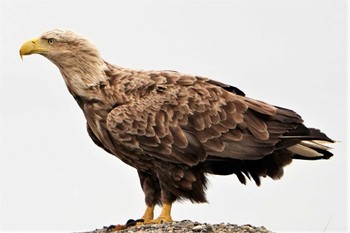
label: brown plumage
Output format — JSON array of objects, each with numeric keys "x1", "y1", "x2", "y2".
[{"x1": 20, "y1": 29, "x2": 334, "y2": 226}]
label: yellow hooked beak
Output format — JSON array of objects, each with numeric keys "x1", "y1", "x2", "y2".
[{"x1": 19, "y1": 38, "x2": 47, "y2": 59}]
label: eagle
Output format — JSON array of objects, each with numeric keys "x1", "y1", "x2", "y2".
[{"x1": 20, "y1": 29, "x2": 334, "y2": 230}]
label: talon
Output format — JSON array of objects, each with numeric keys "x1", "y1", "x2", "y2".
[
  {"x1": 105, "y1": 224, "x2": 115, "y2": 230},
  {"x1": 134, "y1": 218, "x2": 147, "y2": 227},
  {"x1": 125, "y1": 219, "x2": 137, "y2": 227}
]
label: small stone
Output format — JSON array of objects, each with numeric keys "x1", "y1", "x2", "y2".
[
  {"x1": 181, "y1": 221, "x2": 194, "y2": 228},
  {"x1": 192, "y1": 224, "x2": 207, "y2": 232},
  {"x1": 205, "y1": 225, "x2": 214, "y2": 233}
]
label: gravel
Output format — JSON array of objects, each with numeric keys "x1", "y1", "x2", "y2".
[{"x1": 80, "y1": 220, "x2": 274, "y2": 233}]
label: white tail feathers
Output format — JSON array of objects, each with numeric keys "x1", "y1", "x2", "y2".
[
  {"x1": 287, "y1": 140, "x2": 333, "y2": 158},
  {"x1": 300, "y1": 140, "x2": 333, "y2": 150}
]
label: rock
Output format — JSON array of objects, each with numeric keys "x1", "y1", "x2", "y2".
[
  {"x1": 77, "y1": 220, "x2": 274, "y2": 233},
  {"x1": 192, "y1": 225, "x2": 204, "y2": 230}
]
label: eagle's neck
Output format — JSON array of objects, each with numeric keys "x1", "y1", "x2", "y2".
[{"x1": 51, "y1": 53, "x2": 109, "y2": 98}]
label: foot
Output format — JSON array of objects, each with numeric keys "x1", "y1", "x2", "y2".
[
  {"x1": 135, "y1": 216, "x2": 172, "y2": 226},
  {"x1": 136, "y1": 203, "x2": 173, "y2": 225},
  {"x1": 104, "y1": 203, "x2": 173, "y2": 231},
  {"x1": 105, "y1": 219, "x2": 145, "y2": 232}
]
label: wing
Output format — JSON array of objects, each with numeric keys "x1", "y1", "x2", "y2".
[{"x1": 106, "y1": 70, "x2": 304, "y2": 166}]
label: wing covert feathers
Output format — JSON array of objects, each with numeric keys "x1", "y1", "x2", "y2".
[{"x1": 103, "y1": 66, "x2": 333, "y2": 176}]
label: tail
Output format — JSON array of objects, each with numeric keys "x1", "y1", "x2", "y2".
[
  {"x1": 281, "y1": 126, "x2": 334, "y2": 160},
  {"x1": 206, "y1": 126, "x2": 334, "y2": 186}
]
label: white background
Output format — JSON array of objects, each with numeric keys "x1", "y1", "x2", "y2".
[{"x1": 0, "y1": 0, "x2": 347, "y2": 232}]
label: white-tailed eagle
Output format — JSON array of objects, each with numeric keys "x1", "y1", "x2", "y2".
[{"x1": 20, "y1": 29, "x2": 334, "y2": 230}]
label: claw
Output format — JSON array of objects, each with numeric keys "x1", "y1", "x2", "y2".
[
  {"x1": 135, "y1": 219, "x2": 145, "y2": 224},
  {"x1": 125, "y1": 218, "x2": 144, "y2": 227},
  {"x1": 125, "y1": 219, "x2": 136, "y2": 227}
]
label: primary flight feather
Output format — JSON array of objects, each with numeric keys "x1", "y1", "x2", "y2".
[{"x1": 20, "y1": 29, "x2": 334, "y2": 228}]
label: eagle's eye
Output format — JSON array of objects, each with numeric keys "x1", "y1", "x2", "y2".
[{"x1": 47, "y1": 38, "x2": 55, "y2": 45}]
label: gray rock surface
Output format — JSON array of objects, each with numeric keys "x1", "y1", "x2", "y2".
[{"x1": 80, "y1": 220, "x2": 274, "y2": 233}]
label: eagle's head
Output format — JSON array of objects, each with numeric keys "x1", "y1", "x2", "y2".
[
  {"x1": 20, "y1": 29, "x2": 97, "y2": 59},
  {"x1": 20, "y1": 29, "x2": 108, "y2": 96}
]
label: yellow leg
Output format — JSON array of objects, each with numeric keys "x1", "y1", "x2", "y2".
[
  {"x1": 141, "y1": 205, "x2": 155, "y2": 222},
  {"x1": 154, "y1": 203, "x2": 173, "y2": 223},
  {"x1": 136, "y1": 203, "x2": 173, "y2": 226}
]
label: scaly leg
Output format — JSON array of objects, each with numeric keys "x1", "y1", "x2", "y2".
[
  {"x1": 141, "y1": 205, "x2": 155, "y2": 223},
  {"x1": 140, "y1": 187, "x2": 175, "y2": 224},
  {"x1": 153, "y1": 202, "x2": 173, "y2": 223},
  {"x1": 135, "y1": 202, "x2": 173, "y2": 226}
]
